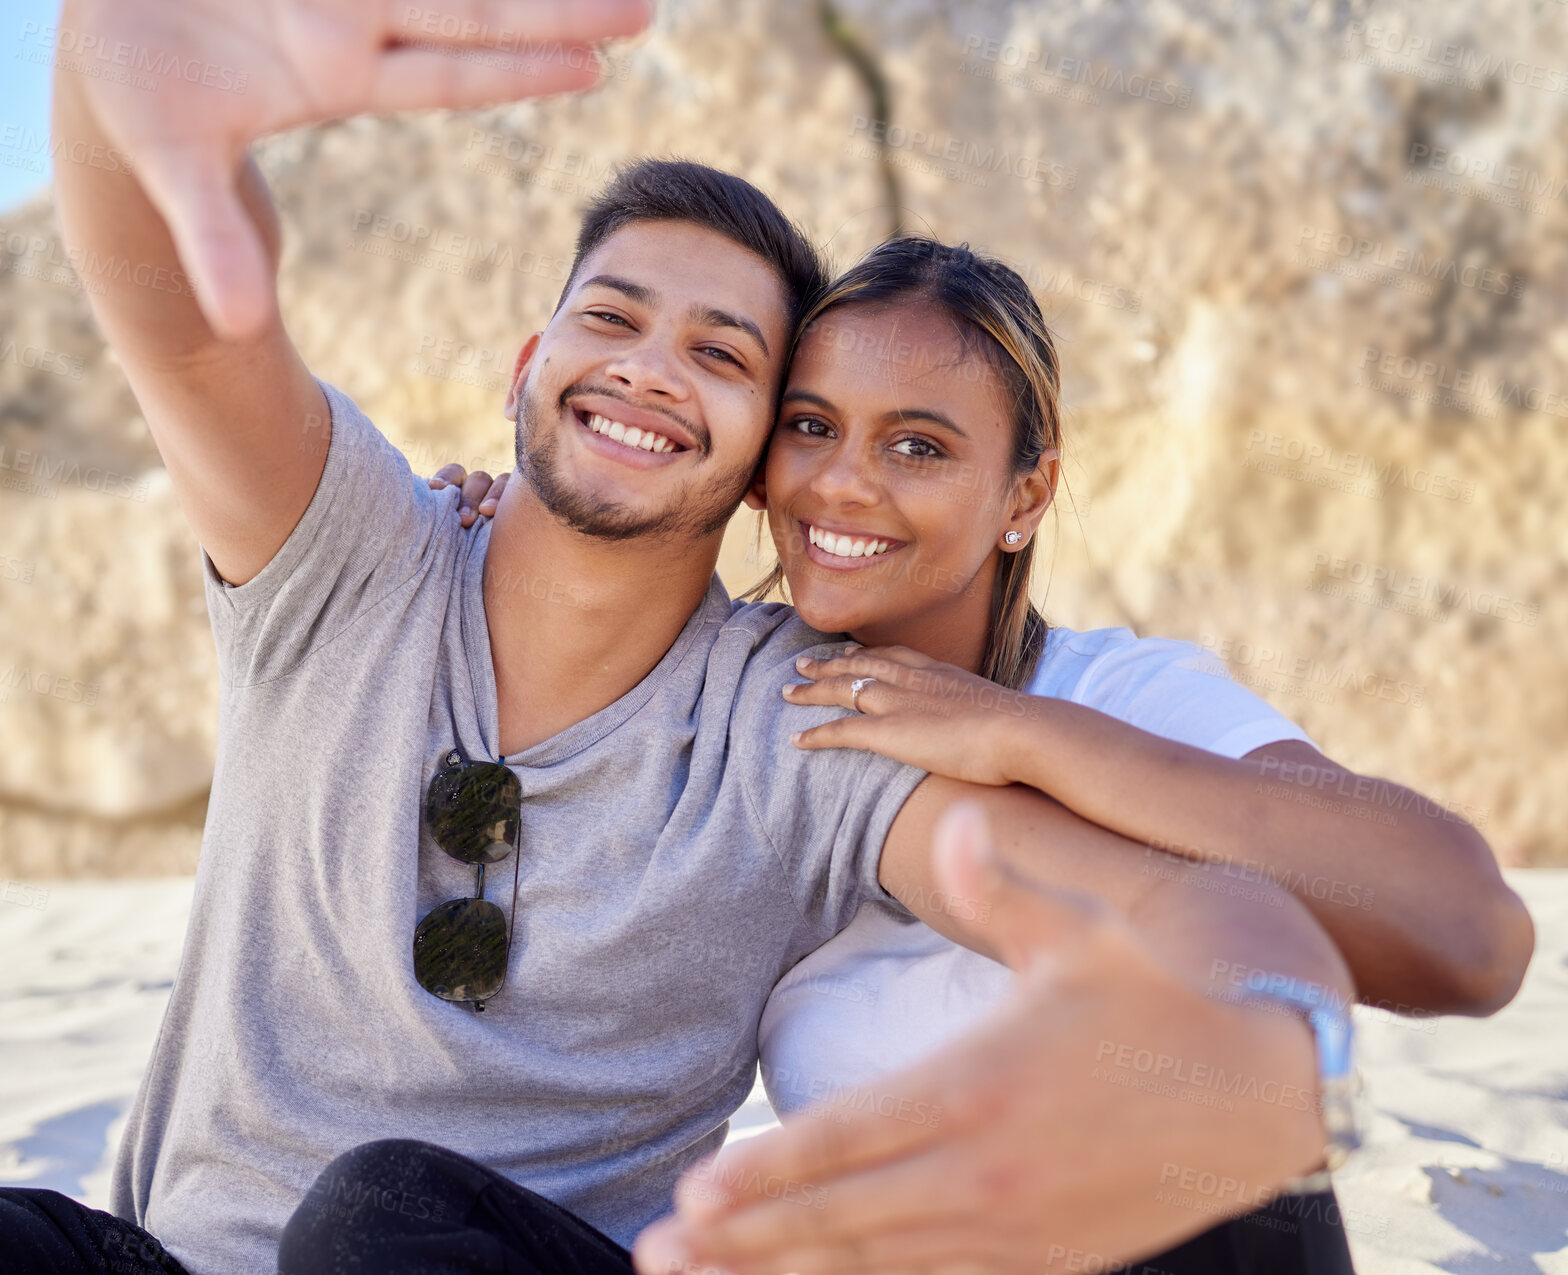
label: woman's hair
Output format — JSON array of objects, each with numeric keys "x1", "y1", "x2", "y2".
[{"x1": 745, "y1": 236, "x2": 1063, "y2": 690}]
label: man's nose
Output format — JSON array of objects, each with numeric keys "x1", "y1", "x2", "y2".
[{"x1": 603, "y1": 337, "x2": 689, "y2": 400}]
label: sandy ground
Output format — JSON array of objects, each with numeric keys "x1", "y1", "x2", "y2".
[{"x1": 1, "y1": 872, "x2": 1563, "y2": 1270}]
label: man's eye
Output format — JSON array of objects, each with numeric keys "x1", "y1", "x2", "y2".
[
  {"x1": 587, "y1": 310, "x2": 629, "y2": 326},
  {"x1": 891, "y1": 436, "x2": 943, "y2": 459},
  {"x1": 699, "y1": 345, "x2": 741, "y2": 367}
]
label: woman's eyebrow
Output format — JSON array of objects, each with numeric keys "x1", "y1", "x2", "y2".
[
  {"x1": 780, "y1": 392, "x2": 970, "y2": 439},
  {"x1": 781, "y1": 389, "x2": 837, "y2": 412},
  {"x1": 882, "y1": 408, "x2": 969, "y2": 439}
]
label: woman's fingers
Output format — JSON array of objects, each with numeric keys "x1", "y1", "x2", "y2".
[
  {"x1": 428, "y1": 462, "x2": 469, "y2": 489},
  {"x1": 791, "y1": 716, "x2": 881, "y2": 753},
  {"x1": 783, "y1": 675, "x2": 899, "y2": 715},
  {"x1": 458, "y1": 469, "x2": 494, "y2": 521},
  {"x1": 479, "y1": 471, "x2": 513, "y2": 514},
  {"x1": 785, "y1": 676, "x2": 945, "y2": 724},
  {"x1": 428, "y1": 466, "x2": 508, "y2": 524},
  {"x1": 794, "y1": 646, "x2": 931, "y2": 684}
]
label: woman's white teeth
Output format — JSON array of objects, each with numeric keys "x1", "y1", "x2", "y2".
[
  {"x1": 587, "y1": 413, "x2": 676, "y2": 453},
  {"x1": 808, "y1": 524, "x2": 890, "y2": 558}
]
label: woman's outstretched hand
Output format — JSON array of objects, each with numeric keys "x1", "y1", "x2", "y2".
[
  {"x1": 784, "y1": 645, "x2": 1038, "y2": 786},
  {"x1": 428, "y1": 465, "x2": 513, "y2": 528}
]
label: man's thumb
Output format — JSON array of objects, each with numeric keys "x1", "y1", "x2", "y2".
[
  {"x1": 932, "y1": 800, "x2": 1116, "y2": 977},
  {"x1": 140, "y1": 143, "x2": 274, "y2": 341}
]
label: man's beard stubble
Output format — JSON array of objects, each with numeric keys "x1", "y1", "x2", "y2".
[{"x1": 514, "y1": 388, "x2": 755, "y2": 543}]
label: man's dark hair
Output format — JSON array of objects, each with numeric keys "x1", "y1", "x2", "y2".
[{"x1": 557, "y1": 159, "x2": 828, "y2": 334}]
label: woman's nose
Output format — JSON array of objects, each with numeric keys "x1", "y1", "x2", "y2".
[{"x1": 810, "y1": 443, "x2": 883, "y2": 507}]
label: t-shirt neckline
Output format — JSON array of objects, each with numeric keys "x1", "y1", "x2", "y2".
[{"x1": 461, "y1": 518, "x2": 730, "y2": 767}]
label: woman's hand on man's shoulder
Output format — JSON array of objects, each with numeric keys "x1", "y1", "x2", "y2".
[
  {"x1": 427, "y1": 464, "x2": 511, "y2": 527},
  {"x1": 781, "y1": 645, "x2": 1040, "y2": 786}
]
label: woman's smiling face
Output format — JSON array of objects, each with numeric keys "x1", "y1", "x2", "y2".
[{"x1": 754, "y1": 301, "x2": 1038, "y2": 663}]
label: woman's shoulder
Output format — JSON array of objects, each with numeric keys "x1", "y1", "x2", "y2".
[{"x1": 1027, "y1": 622, "x2": 1219, "y2": 695}]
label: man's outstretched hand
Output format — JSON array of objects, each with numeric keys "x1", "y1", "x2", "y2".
[
  {"x1": 633, "y1": 803, "x2": 1328, "y2": 1275},
  {"x1": 57, "y1": 0, "x2": 651, "y2": 339}
]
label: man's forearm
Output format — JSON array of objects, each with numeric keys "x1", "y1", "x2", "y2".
[
  {"x1": 1129, "y1": 851, "x2": 1356, "y2": 1017},
  {"x1": 51, "y1": 12, "x2": 282, "y2": 361},
  {"x1": 884, "y1": 777, "x2": 1355, "y2": 1012}
]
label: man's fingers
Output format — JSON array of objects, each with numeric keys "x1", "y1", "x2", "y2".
[
  {"x1": 371, "y1": 0, "x2": 654, "y2": 111},
  {"x1": 386, "y1": 0, "x2": 652, "y2": 50},
  {"x1": 139, "y1": 143, "x2": 275, "y2": 340},
  {"x1": 664, "y1": 1143, "x2": 987, "y2": 1275},
  {"x1": 933, "y1": 801, "x2": 1125, "y2": 978},
  {"x1": 368, "y1": 44, "x2": 604, "y2": 113},
  {"x1": 673, "y1": 1065, "x2": 956, "y2": 1231}
]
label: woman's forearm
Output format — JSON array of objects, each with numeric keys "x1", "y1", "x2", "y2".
[{"x1": 997, "y1": 697, "x2": 1533, "y2": 1017}]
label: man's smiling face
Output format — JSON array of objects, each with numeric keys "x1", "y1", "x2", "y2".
[{"x1": 505, "y1": 220, "x2": 793, "y2": 542}]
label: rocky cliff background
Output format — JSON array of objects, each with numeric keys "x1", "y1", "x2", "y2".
[{"x1": 1, "y1": 0, "x2": 1564, "y2": 874}]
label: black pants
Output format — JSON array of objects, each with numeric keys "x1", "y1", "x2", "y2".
[
  {"x1": 0, "y1": 1188, "x2": 189, "y2": 1274},
  {"x1": 0, "y1": 1140, "x2": 1356, "y2": 1273}
]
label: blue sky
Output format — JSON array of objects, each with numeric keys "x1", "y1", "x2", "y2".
[{"x1": 2, "y1": 0, "x2": 68, "y2": 213}]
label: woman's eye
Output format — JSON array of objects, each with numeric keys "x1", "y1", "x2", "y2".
[
  {"x1": 891, "y1": 436, "x2": 943, "y2": 459},
  {"x1": 788, "y1": 416, "x2": 834, "y2": 438}
]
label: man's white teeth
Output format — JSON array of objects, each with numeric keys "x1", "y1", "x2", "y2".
[
  {"x1": 807, "y1": 524, "x2": 891, "y2": 558},
  {"x1": 586, "y1": 413, "x2": 677, "y2": 453}
]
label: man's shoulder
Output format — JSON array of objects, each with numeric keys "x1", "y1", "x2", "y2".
[{"x1": 718, "y1": 601, "x2": 851, "y2": 685}]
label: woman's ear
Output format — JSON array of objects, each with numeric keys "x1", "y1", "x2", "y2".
[
  {"x1": 1002, "y1": 448, "x2": 1060, "y2": 547},
  {"x1": 502, "y1": 333, "x2": 543, "y2": 419},
  {"x1": 742, "y1": 466, "x2": 769, "y2": 513}
]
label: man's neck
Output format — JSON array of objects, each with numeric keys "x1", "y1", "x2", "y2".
[{"x1": 482, "y1": 483, "x2": 724, "y2": 757}]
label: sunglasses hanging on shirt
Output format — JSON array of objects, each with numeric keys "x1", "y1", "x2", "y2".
[{"x1": 413, "y1": 748, "x2": 522, "y2": 1011}]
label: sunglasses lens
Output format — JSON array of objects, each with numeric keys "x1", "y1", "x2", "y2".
[
  {"x1": 412, "y1": 897, "x2": 509, "y2": 1002},
  {"x1": 425, "y1": 761, "x2": 521, "y2": 864}
]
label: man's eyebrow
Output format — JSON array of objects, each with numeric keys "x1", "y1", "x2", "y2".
[
  {"x1": 691, "y1": 305, "x2": 770, "y2": 359},
  {"x1": 577, "y1": 276, "x2": 770, "y2": 360},
  {"x1": 578, "y1": 274, "x2": 657, "y2": 306}
]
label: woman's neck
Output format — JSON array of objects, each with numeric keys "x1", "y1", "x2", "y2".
[{"x1": 846, "y1": 615, "x2": 988, "y2": 676}]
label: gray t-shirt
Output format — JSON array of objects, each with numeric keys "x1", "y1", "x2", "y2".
[{"x1": 109, "y1": 379, "x2": 925, "y2": 1274}]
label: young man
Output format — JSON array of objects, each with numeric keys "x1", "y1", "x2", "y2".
[{"x1": 4, "y1": 3, "x2": 1528, "y2": 1274}]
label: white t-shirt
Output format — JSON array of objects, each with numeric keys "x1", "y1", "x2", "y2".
[{"x1": 757, "y1": 623, "x2": 1318, "y2": 1115}]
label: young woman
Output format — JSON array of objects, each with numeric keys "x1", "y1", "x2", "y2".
[{"x1": 432, "y1": 236, "x2": 1532, "y2": 1273}]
